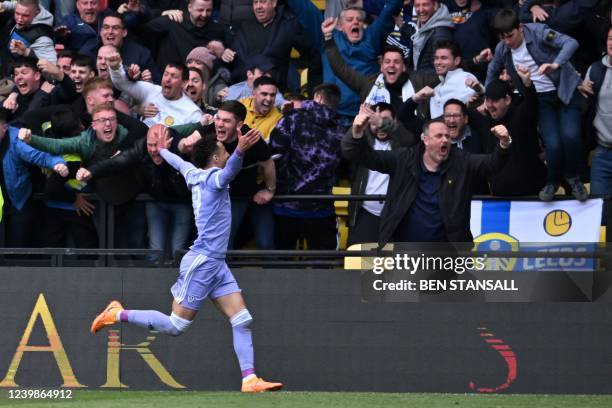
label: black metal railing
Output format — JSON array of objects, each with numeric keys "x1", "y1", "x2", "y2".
[{"x1": 0, "y1": 193, "x2": 608, "y2": 268}]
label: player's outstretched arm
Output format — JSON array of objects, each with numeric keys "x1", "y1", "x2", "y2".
[
  {"x1": 214, "y1": 128, "x2": 261, "y2": 188},
  {"x1": 155, "y1": 125, "x2": 196, "y2": 177}
]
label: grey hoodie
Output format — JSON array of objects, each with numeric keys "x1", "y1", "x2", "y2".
[
  {"x1": 3, "y1": 1, "x2": 57, "y2": 63},
  {"x1": 410, "y1": 4, "x2": 454, "y2": 69},
  {"x1": 587, "y1": 55, "x2": 612, "y2": 147}
]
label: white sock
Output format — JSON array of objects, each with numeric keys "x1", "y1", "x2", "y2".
[{"x1": 242, "y1": 374, "x2": 256, "y2": 383}]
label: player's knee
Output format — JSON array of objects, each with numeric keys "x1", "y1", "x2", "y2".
[
  {"x1": 230, "y1": 309, "x2": 253, "y2": 328},
  {"x1": 169, "y1": 312, "x2": 192, "y2": 336}
]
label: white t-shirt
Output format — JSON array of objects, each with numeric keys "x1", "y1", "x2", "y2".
[
  {"x1": 511, "y1": 40, "x2": 556, "y2": 94},
  {"x1": 362, "y1": 138, "x2": 391, "y2": 217}
]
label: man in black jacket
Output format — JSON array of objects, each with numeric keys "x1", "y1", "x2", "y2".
[
  {"x1": 469, "y1": 69, "x2": 547, "y2": 196},
  {"x1": 344, "y1": 102, "x2": 417, "y2": 246},
  {"x1": 226, "y1": 0, "x2": 317, "y2": 92},
  {"x1": 342, "y1": 115, "x2": 511, "y2": 246},
  {"x1": 77, "y1": 124, "x2": 192, "y2": 263},
  {"x1": 98, "y1": 12, "x2": 161, "y2": 83},
  {"x1": 146, "y1": 0, "x2": 226, "y2": 71}
]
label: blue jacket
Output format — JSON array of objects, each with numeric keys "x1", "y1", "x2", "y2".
[
  {"x1": 286, "y1": 0, "x2": 402, "y2": 117},
  {"x1": 2, "y1": 127, "x2": 65, "y2": 211},
  {"x1": 57, "y1": 11, "x2": 111, "y2": 56},
  {"x1": 486, "y1": 23, "x2": 581, "y2": 105}
]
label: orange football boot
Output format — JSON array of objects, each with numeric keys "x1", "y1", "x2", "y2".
[
  {"x1": 241, "y1": 376, "x2": 283, "y2": 392},
  {"x1": 90, "y1": 300, "x2": 124, "y2": 334}
]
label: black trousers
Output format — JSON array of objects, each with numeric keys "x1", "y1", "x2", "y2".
[
  {"x1": 347, "y1": 209, "x2": 380, "y2": 247},
  {"x1": 43, "y1": 206, "x2": 99, "y2": 248},
  {"x1": 274, "y1": 214, "x2": 338, "y2": 250}
]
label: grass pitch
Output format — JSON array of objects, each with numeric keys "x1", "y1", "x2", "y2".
[{"x1": 1, "y1": 391, "x2": 612, "y2": 408}]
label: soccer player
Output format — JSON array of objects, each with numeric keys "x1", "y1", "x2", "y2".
[{"x1": 90, "y1": 125, "x2": 283, "y2": 393}]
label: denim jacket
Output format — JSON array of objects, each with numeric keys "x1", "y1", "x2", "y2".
[
  {"x1": 2, "y1": 127, "x2": 64, "y2": 210},
  {"x1": 486, "y1": 23, "x2": 581, "y2": 105}
]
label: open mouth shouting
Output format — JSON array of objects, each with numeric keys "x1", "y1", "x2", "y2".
[
  {"x1": 439, "y1": 143, "x2": 449, "y2": 157},
  {"x1": 384, "y1": 68, "x2": 399, "y2": 84},
  {"x1": 73, "y1": 78, "x2": 84, "y2": 92},
  {"x1": 101, "y1": 126, "x2": 114, "y2": 141},
  {"x1": 16, "y1": 80, "x2": 29, "y2": 94},
  {"x1": 348, "y1": 25, "x2": 362, "y2": 41}
]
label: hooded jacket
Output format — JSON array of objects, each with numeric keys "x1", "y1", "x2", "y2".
[
  {"x1": 271, "y1": 100, "x2": 345, "y2": 213},
  {"x1": 0, "y1": 2, "x2": 56, "y2": 70},
  {"x1": 410, "y1": 4, "x2": 454, "y2": 72}
]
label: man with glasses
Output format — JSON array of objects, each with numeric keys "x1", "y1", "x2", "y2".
[
  {"x1": 99, "y1": 12, "x2": 161, "y2": 83},
  {"x1": 486, "y1": 8, "x2": 587, "y2": 201},
  {"x1": 19, "y1": 102, "x2": 148, "y2": 250},
  {"x1": 55, "y1": 0, "x2": 110, "y2": 57},
  {"x1": 442, "y1": 99, "x2": 482, "y2": 154}
]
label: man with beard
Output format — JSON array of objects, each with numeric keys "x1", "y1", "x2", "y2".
[
  {"x1": 343, "y1": 102, "x2": 417, "y2": 246},
  {"x1": 107, "y1": 51, "x2": 202, "y2": 127},
  {"x1": 342, "y1": 116, "x2": 511, "y2": 244},
  {"x1": 240, "y1": 76, "x2": 282, "y2": 141},
  {"x1": 146, "y1": 0, "x2": 225, "y2": 71},
  {"x1": 323, "y1": 21, "x2": 437, "y2": 134}
]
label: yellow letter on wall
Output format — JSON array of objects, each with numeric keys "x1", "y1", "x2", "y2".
[
  {"x1": 0, "y1": 293, "x2": 84, "y2": 388},
  {"x1": 102, "y1": 330, "x2": 185, "y2": 389}
]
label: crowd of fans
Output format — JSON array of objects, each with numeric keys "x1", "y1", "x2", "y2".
[{"x1": 0, "y1": 0, "x2": 610, "y2": 260}]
